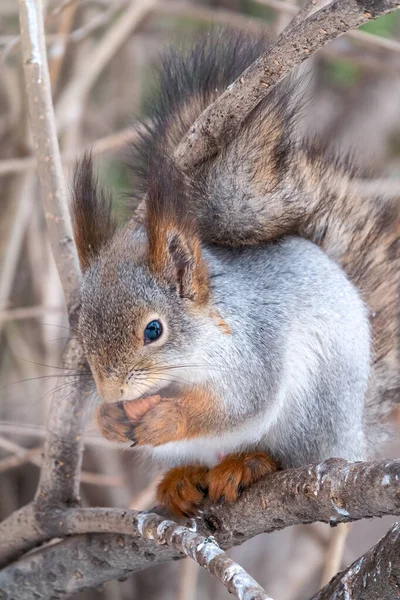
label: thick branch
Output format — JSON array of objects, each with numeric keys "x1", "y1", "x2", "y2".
[
  {"x1": 3, "y1": 521, "x2": 399, "y2": 600},
  {"x1": 18, "y1": 0, "x2": 80, "y2": 310},
  {"x1": 311, "y1": 522, "x2": 400, "y2": 599},
  {"x1": 34, "y1": 333, "x2": 88, "y2": 506},
  {"x1": 1, "y1": 458, "x2": 400, "y2": 586},
  {"x1": 69, "y1": 510, "x2": 273, "y2": 600},
  {"x1": 200, "y1": 457, "x2": 400, "y2": 547},
  {"x1": 174, "y1": 0, "x2": 400, "y2": 169}
]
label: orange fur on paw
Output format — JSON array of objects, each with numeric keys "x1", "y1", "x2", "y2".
[
  {"x1": 157, "y1": 465, "x2": 210, "y2": 517},
  {"x1": 123, "y1": 395, "x2": 162, "y2": 421},
  {"x1": 208, "y1": 452, "x2": 278, "y2": 504}
]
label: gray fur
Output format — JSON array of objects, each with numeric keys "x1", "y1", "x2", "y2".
[{"x1": 201, "y1": 237, "x2": 369, "y2": 466}]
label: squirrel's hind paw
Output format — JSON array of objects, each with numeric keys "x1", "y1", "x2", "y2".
[
  {"x1": 208, "y1": 452, "x2": 278, "y2": 504},
  {"x1": 157, "y1": 465, "x2": 209, "y2": 518}
]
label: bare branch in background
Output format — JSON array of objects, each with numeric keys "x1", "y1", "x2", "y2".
[
  {"x1": 55, "y1": 0, "x2": 158, "y2": 135},
  {"x1": 17, "y1": 0, "x2": 88, "y2": 532},
  {"x1": 0, "y1": 125, "x2": 144, "y2": 176},
  {"x1": 19, "y1": 0, "x2": 80, "y2": 309},
  {"x1": 133, "y1": 513, "x2": 273, "y2": 600},
  {"x1": 319, "y1": 522, "x2": 350, "y2": 586}
]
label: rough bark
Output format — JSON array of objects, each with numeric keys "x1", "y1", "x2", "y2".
[
  {"x1": 311, "y1": 522, "x2": 400, "y2": 599},
  {"x1": 174, "y1": 0, "x2": 400, "y2": 169},
  {"x1": 1, "y1": 458, "x2": 400, "y2": 597},
  {"x1": 18, "y1": 0, "x2": 80, "y2": 310}
]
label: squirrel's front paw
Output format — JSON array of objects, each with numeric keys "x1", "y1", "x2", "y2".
[
  {"x1": 96, "y1": 395, "x2": 162, "y2": 444},
  {"x1": 208, "y1": 452, "x2": 278, "y2": 504},
  {"x1": 96, "y1": 401, "x2": 134, "y2": 443},
  {"x1": 157, "y1": 466, "x2": 209, "y2": 517}
]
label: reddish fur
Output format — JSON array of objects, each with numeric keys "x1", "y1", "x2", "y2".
[
  {"x1": 156, "y1": 452, "x2": 278, "y2": 516},
  {"x1": 211, "y1": 309, "x2": 232, "y2": 334},
  {"x1": 156, "y1": 466, "x2": 209, "y2": 517},
  {"x1": 207, "y1": 452, "x2": 278, "y2": 504},
  {"x1": 96, "y1": 386, "x2": 223, "y2": 447}
]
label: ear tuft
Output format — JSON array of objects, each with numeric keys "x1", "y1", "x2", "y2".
[
  {"x1": 146, "y1": 154, "x2": 209, "y2": 304},
  {"x1": 71, "y1": 152, "x2": 116, "y2": 272}
]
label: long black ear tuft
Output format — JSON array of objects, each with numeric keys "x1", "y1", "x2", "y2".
[{"x1": 71, "y1": 152, "x2": 116, "y2": 272}]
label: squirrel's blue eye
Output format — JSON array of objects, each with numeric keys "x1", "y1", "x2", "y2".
[{"x1": 144, "y1": 320, "x2": 162, "y2": 343}]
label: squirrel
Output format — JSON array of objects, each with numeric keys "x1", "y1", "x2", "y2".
[{"x1": 72, "y1": 30, "x2": 399, "y2": 517}]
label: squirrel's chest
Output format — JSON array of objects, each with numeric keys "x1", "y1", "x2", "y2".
[{"x1": 150, "y1": 418, "x2": 268, "y2": 468}]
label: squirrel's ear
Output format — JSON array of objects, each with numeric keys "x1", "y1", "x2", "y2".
[
  {"x1": 146, "y1": 156, "x2": 209, "y2": 305},
  {"x1": 71, "y1": 152, "x2": 116, "y2": 273},
  {"x1": 164, "y1": 229, "x2": 209, "y2": 303}
]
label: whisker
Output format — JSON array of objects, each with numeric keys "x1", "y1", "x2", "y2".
[
  {"x1": 146, "y1": 364, "x2": 230, "y2": 375},
  {"x1": 41, "y1": 322, "x2": 79, "y2": 335},
  {"x1": 3, "y1": 373, "x2": 92, "y2": 390},
  {"x1": 156, "y1": 363, "x2": 230, "y2": 373},
  {"x1": 32, "y1": 382, "x2": 78, "y2": 409},
  {"x1": 13, "y1": 356, "x2": 90, "y2": 372}
]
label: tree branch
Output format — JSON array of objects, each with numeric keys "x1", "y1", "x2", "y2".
[
  {"x1": 18, "y1": 0, "x2": 80, "y2": 310},
  {"x1": 73, "y1": 511, "x2": 273, "y2": 600},
  {"x1": 311, "y1": 522, "x2": 400, "y2": 599},
  {"x1": 17, "y1": 0, "x2": 91, "y2": 533},
  {"x1": 174, "y1": 0, "x2": 400, "y2": 169},
  {"x1": 54, "y1": 0, "x2": 158, "y2": 136},
  {"x1": 1, "y1": 458, "x2": 399, "y2": 586}
]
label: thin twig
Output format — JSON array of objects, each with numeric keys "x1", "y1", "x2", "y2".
[
  {"x1": 159, "y1": 1, "x2": 270, "y2": 35},
  {"x1": 55, "y1": 0, "x2": 158, "y2": 135},
  {"x1": 0, "y1": 173, "x2": 35, "y2": 314},
  {"x1": 134, "y1": 512, "x2": 273, "y2": 600},
  {"x1": 0, "y1": 422, "x2": 125, "y2": 448},
  {"x1": 0, "y1": 448, "x2": 42, "y2": 474},
  {"x1": 18, "y1": 0, "x2": 80, "y2": 310},
  {"x1": 48, "y1": 0, "x2": 78, "y2": 91},
  {"x1": 320, "y1": 523, "x2": 350, "y2": 586},
  {"x1": 178, "y1": 559, "x2": 200, "y2": 600},
  {"x1": 129, "y1": 478, "x2": 158, "y2": 510},
  {"x1": 0, "y1": 305, "x2": 64, "y2": 321},
  {"x1": 0, "y1": 125, "x2": 143, "y2": 176}
]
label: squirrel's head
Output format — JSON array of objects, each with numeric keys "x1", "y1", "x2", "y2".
[{"x1": 72, "y1": 153, "x2": 210, "y2": 402}]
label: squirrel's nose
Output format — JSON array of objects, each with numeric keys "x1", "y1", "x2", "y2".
[{"x1": 96, "y1": 380, "x2": 124, "y2": 403}]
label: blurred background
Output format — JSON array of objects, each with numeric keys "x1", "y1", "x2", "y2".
[{"x1": 1, "y1": 1, "x2": 400, "y2": 599}]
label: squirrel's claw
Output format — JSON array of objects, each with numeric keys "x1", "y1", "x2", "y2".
[
  {"x1": 96, "y1": 395, "x2": 164, "y2": 445},
  {"x1": 156, "y1": 465, "x2": 210, "y2": 517},
  {"x1": 207, "y1": 452, "x2": 278, "y2": 504}
]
